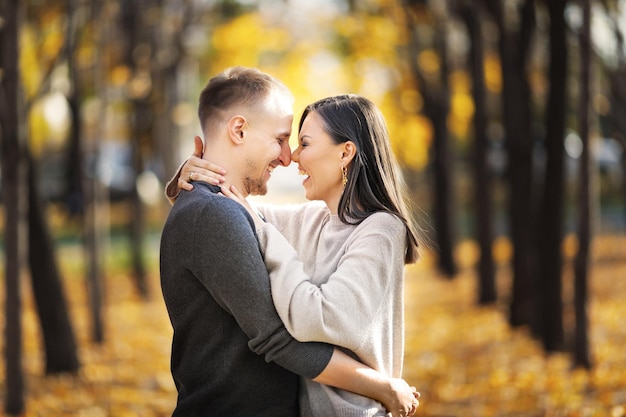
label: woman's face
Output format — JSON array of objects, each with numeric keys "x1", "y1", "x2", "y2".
[{"x1": 291, "y1": 111, "x2": 345, "y2": 211}]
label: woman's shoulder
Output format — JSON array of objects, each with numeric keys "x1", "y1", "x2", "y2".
[
  {"x1": 256, "y1": 200, "x2": 328, "y2": 220},
  {"x1": 361, "y1": 211, "x2": 405, "y2": 234}
]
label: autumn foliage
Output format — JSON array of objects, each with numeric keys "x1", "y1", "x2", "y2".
[{"x1": 0, "y1": 235, "x2": 624, "y2": 417}]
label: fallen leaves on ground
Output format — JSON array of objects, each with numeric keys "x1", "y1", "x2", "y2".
[
  {"x1": 0, "y1": 236, "x2": 625, "y2": 417},
  {"x1": 404, "y1": 236, "x2": 626, "y2": 417}
]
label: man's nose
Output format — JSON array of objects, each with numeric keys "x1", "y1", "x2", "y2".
[{"x1": 278, "y1": 141, "x2": 292, "y2": 166}]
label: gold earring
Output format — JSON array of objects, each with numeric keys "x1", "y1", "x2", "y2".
[{"x1": 341, "y1": 164, "x2": 348, "y2": 186}]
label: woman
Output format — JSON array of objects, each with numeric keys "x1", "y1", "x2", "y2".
[{"x1": 168, "y1": 95, "x2": 420, "y2": 416}]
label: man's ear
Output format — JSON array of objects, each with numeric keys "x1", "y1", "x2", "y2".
[
  {"x1": 341, "y1": 141, "x2": 357, "y2": 165},
  {"x1": 228, "y1": 115, "x2": 247, "y2": 144},
  {"x1": 193, "y1": 135, "x2": 204, "y2": 157}
]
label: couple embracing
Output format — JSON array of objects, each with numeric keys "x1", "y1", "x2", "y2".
[{"x1": 160, "y1": 66, "x2": 421, "y2": 417}]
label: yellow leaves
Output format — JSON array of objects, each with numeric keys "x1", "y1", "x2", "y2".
[
  {"x1": 111, "y1": 65, "x2": 131, "y2": 87},
  {"x1": 41, "y1": 29, "x2": 64, "y2": 62},
  {"x1": 390, "y1": 113, "x2": 432, "y2": 171},
  {"x1": 400, "y1": 88, "x2": 423, "y2": 113},
  {"x1": 333, "y1": 14, "x2": 400, "y2": 62},
  {"x1": 77, "y1": 42, "x2": 96, "y2": 70},
  {"x1": 403, "y1": 235, "x2": 626, "y2": 416},
  {"x1": 171, "y1": 102, "x2": 196, "y2": 126},
  {"x1": 203, "y1": 11, "x2": 434, "y2": 173},
  {"x1": 417, "y1": 50, "x2": 440, "y2": 75},
  {"x1": 4, "y1": 235, "x2": 626, "y2": 416},
  {"x1": 127, "y1": 71, "x2": 153, "y2": 100},
  {"x1": 210, "y1": 13, "x2": 290, "y2": 70},
  {"x1": 450, "y1": 92, "x2": 475, "y2": 117},
  {"x1": 379, "y1": 91, "x2": 432, "y2": 171},
  {"x1": 492, "y1": 235, "x2": 512, "y2": 265},
  {"x1": 20, "y1": 26, "x2": 44, "y2": 99},
  {"x1": 20, "y1": 12, "x2": 65, "y2": 100},
  {"x1": 8, "y1": 265, "x2": 177, "y2": 416},
  {"x1": 485, "y1": 52, "x2": 502, "y2": 93},
  {"x1": 27, "y1": 92, "x2": 72, "y2": 157},
  {"x1": 448, "y1": 71, "x2": 474, "y2": 140}
]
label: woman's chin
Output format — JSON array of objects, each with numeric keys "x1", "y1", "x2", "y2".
[{"x1": 301, "y1": 187, "x2": 315, "y2": 201}]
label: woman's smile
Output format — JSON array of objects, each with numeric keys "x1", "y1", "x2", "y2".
[{"x1": 298, "y1": 167, "x2": 310, "y2": 184}]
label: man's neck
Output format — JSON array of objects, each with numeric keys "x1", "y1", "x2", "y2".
[{"x1": 202, "y1": 156, "x2": 247, "y2": 198}]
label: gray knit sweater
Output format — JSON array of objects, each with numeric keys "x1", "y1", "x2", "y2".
[
  {"x1": 255, "y1": 201, "x2": 407, "y2": 417},
  {"x1": 160, "y1": 183, "x2": 333, "y2": 416}
]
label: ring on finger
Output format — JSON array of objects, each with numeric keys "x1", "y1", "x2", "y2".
[{"x1": 188, "y1": 172, "x2": 194, "y2": 182}]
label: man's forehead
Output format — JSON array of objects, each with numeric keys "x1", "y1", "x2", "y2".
[
  {"x1": 265, "y1": 89, "x2": 294, "y2": 115},
  {"x1": 273, "y1": 113, "x2": 293, "y2": 137}
]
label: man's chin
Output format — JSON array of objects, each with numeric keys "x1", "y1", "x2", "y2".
[{"x1": 249, "y1": 185, "x2": 268, "y2": 196}]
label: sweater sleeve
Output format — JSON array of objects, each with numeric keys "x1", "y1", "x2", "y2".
[
  {"x1": 191, "y1": 198, "x2": 333, "y2": 378},
  {"x1": 257, "y1": 212, "x2": 406, "y2": 352},
  {"x1": 164, "y1": 159, "x2": 186, "y2": 205}
]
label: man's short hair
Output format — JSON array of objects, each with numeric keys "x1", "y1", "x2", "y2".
[{"x1": 198, "y1": 66, "x2": 291, "y2": 133}]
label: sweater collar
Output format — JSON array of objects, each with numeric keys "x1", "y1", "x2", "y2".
[{"x1": 193, "y1": 182, "x2": 222, "y2": 194}]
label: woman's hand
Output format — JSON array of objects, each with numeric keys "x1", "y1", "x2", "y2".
[
  {"x1": 178, "y1": 136, "x2": 227, "y2": 191},
  {"x1": 312, "y1": 348, "x2": 420, "y2": 417},
  {"x1": 383, "y1": 378, "x2": 420, "y2": 417},
  {"x1": 220, "y1": 185, "x2": 265, "y2": 230}
]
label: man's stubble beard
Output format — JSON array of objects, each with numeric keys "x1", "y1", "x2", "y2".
[{"x1": 243, "y1": 158, "x2": 268, "y2": 196}]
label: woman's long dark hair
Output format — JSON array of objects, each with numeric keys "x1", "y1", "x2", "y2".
[{"x1": 298, "y1": 95, "x2": 420, "y2": 264}]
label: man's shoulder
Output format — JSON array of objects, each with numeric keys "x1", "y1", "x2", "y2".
[
  {"x1": 168, "y1": 185, "x2": 251, "y2": 231},
  {"x1": 176, "y1": 184, "x2": 242, "y2": 212}
]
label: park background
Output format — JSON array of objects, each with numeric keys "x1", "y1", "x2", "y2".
[{"x1": 1, "y1": 0, "x2": 626, "y2": 415}]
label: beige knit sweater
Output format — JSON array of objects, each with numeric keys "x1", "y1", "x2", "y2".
[{"x1": 255, "y1": 200, "x2": 407, "y2": 417}]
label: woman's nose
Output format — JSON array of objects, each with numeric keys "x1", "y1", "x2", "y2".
[{"x1": 291, "y1": 147, "x2": 301, "y2": 162}]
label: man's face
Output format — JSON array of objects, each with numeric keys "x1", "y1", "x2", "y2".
[{"x1": 242, "y1": 91, "x2": 293, "y2": 196}]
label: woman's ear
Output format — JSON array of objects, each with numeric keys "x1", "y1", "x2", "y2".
[
  {"x1": 228, "y1": 115, "x2": 247, "y2": 144},
  {"x1": 341, "y1": 141, "x2": 357, "y2": 165}
]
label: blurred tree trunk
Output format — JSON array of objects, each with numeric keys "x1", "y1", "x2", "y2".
[
  {"x1": 86, "y1": 0, "x2": 107, "y2": 343},
  {"x1": 27, "y1": 151, "x2": 80, "y2": 374},
  {"x1": 573, "y1": 0, "x2": 591, "y2": 369},
  {"x1": 66, "y1": 0, "x2": 85, "y2": 218},
  {"x1": 153, "y1": 0, "x2": 197, "y2": 188},
  {"x1": 621, "y1": 134, "x2": 626, "y2": 228},
  {"x1": 620, "y1": 132, "x2": 626, "y2": 228},
  {"x1": 603, "y1": 3, "x2": 626, "y2": 227},
  {"x1": 1, "y1": 0, "x2": 26, "y2": 413},
  {"x1": 458, "y1": 1, "x2": 496, "y2": 304},
  {"x1": 2, "y1": 1, "x2": 80, "y2": 395},
  {"x1": 402, "y1": 0, "x2": 458, "y2": 277},
  {"x1": 536, "y1": 0, "x2": 567, "y2": 352},
  {"x1": 486, "y1": 0, "x2": 536, "y2": 326},
  {"x1": 154, "y1": 64, "x2": 179, "y2": 184},
  {"x1": 18, "y1": 0, "x2": 82, "y2": 371},
  {"x1": 122, "y1": 0, "x2": 151, "y2": 299}
]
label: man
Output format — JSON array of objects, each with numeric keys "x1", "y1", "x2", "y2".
[{"x1": 160, "y1": 67, "x2": 416, "y2": 417}]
